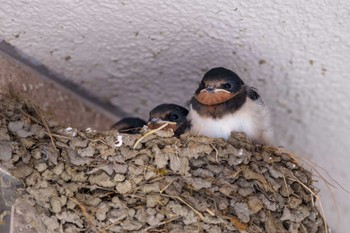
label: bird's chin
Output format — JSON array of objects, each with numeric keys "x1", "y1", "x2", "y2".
[{"x1": 195, "y1": 90, "x2": 236, "y2": 106}]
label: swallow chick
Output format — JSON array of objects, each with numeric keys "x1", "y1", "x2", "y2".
[
  {"x1": 187, "y1": 67, "x2": 273, "y2": 144},
  {"x1": 148, "y1": 104, "x2": 189, "y2": 137},
  {"x1": 111, "y1": 117, "x2": 146, "y2": 134}
]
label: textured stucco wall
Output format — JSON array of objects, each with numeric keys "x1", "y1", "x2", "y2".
[{"x1": 1, "y1": 0, "x2": 350, "y2": 231}]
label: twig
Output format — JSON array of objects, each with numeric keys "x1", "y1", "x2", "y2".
[
  {"x1": 161, "y1": 194, "x2": 204, "y2": 220},
  {"x1": 300, "y1": 223, "x2": 307, "y2": 233},
  {"x1": 283, "y1": 149, "x2": 348, "y2": 193},
  {"x1": 318, "y1": 172, "x2": 340, "y2": 230},
  {"x1": 282, "y1": 174, "x2": 290, "y2": 201},
  {"x1": 310, "y1": 194, "x2": 315, "y2": 207},
  {"x1": 49, "y1": 132, "x2": 74, "y2": 140},
  {"x1": 205, "y1": 208, "x2": 215, "y2": 216},
  {"x1": 20, "y1": 109, "x2": 42, "y2": 125},
  {"x1": 211, "y1": 144, "x2": 219, "y2": 163},
  {"x1": 288, "y1": 177, "x2": 328, "y2": 233},
  {"x1": 142, "y1": 217, "x2": 181, "y2": 232},
  {"x1": 32, "y1": 105, "x2": 57, "y2": 150},
  {"x1": 287, "y1": 178, "x2": 318, "y2": 202},
  {"x1": 133, "y1": 123, "x2": 170, "y2": 149},
  {"x1": 252, "y1": 223, "x2": 264, "y2": 233},
  {"x1": 290, "y1": 154, "x2": 341, "y2": 229},
  {"x1": 278, "y1": 147, "x2": 343, "y2": 230},
  {"x1": 160, "y1": 180, "x2": 175, "y2": 194},
  {"x1": 69, "y1": 198, "x2": 99, "y2": 233}
]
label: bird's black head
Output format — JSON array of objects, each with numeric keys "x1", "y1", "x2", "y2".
[
  {"x1": 111, "y1": 117, "x2": 146, "y2": 134},
  {"x1": 190, "y1": 67, "x2": 248, "y2": 119},
  {"x1": 194, "y1": 67, "x2": 245, "y2": 105},
  {"x1": 148, "y1": 103, "x2": 189, "y2": 136}
]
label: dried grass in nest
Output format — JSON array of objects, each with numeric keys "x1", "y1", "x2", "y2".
[{"x1": 0, "y1": 94, "x2": 335, "y2": 233}]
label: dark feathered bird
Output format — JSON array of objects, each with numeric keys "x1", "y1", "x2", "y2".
[
  {"x1": 187, "y1": 67, "x2": 273, "y2": 144},
  {"x1": 148, "y1": 103, "x2": 189, "y2": 137},
  {"x1": 111, "y1": 117, "x2": 146, "y2": 134}
]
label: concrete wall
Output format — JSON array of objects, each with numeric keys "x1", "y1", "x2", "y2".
[{"x1": 1, "y1": 0, "x2": 349, "y2": 231}]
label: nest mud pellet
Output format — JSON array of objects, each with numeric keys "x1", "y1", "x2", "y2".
[{"x1": 0, "y1": 95, "x2": 326, "y2": 233}]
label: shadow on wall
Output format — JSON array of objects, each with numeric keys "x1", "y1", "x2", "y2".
[{"x1": 0, "y1": 40, "x2": 129, "y2": 120}]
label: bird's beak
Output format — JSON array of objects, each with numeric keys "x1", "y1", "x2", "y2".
[
  {"x1": 200, "y1": 86, "x2": 230, "y2": 94},
  {"x1": 147, "y1": 118, "x2": 176, "y2": 130},
  {"x1": 204, "y1": 86, "x2": 215, "y2": 93},
  {"x1": 149, "y1": 117, "x2": 160, "y2": 124}
]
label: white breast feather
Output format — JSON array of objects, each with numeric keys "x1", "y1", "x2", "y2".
[{"x1": 188, "y1": 98, "x2": 273, "y2": 144}]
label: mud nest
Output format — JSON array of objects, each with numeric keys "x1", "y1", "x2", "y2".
[{"x1": 0, "y1": 95, "x2": 326, "y2": 233}]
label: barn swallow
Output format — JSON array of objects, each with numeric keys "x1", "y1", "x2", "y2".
[
  {"x1": 111, "y1": 117, "x2": 146, "y2": 134},
  {"x1": 148, "y1": 104, "x2": 189, "y2": 137},
  {"x1": 187, "y1": 67, "x2": 273, "y2": 144}
]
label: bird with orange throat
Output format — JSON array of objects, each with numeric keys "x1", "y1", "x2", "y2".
[{"x1": 187, "y1": 67, "x2": 273, "y2": 144}]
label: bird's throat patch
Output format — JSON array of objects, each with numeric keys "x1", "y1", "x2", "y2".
[{"x1": 195, "y1": 90, "x2": 236, "y2": 106}]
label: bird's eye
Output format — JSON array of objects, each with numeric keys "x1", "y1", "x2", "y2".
[
  {"x1": 223, "y1": 83, "x2": 232, "y2": 90},
  {"x1": 170, "y1": 113, "x2": 179, "y2": 121}
]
